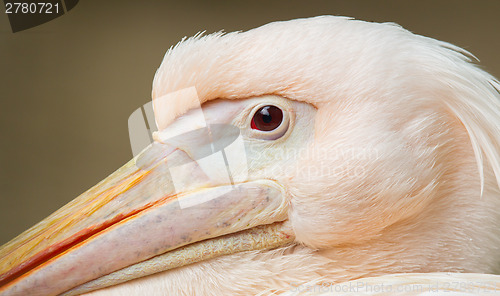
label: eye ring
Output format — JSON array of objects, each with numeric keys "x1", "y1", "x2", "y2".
[{"x1": 249, "y1": 104, "x2": 289, "y2": 140}]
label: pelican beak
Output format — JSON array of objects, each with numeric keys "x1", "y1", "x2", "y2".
[{"x1": 0, "y1": 124, "x2": 292, "y2": 296}]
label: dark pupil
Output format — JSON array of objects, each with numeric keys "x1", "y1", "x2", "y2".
[{"x1": 252, "y1": 105, "x2": 283, "y2": 131}]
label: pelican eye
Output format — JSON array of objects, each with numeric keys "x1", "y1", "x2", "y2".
[
  {"x1": 251, "y1": 105, "x2": 283, "y2": 131},
  {"x1": 249, "y1": 105, "x2": 289, "y2": 140}
]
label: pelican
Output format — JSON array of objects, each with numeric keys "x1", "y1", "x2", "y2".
[{"x1": 1, "y1": 16, "x2": 500, "y2": 296}]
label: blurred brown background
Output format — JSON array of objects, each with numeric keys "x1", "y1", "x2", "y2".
[{"x1": 0, "y1": 0, "x2": 499, "y2": 245}]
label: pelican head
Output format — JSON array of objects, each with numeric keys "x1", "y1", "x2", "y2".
[{"x1": 1, "y1": 16, "x2": 500, "y2": 296}]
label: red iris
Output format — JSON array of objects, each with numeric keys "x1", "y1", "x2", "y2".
[{"x1": 250, "y1": 105, "x2": 283, "y2": 131}]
